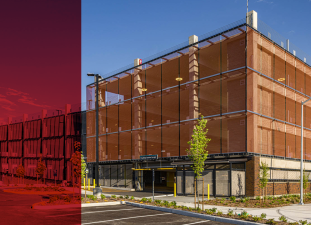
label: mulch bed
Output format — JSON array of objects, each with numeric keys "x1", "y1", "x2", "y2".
[{"x1": 199, "y1": 195, "x2": 311, "y2": 208}]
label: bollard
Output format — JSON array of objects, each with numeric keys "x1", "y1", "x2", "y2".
[
  {"x1": 88, "y1": 179, "x2": 90, "y2": 190},
  {"x1": 208, "y1": 184, "x2": 210, "y2": 200},
  {"x1": 174, "y1": 182, "x2": 176, "y2": 197},
  {"x1": 93, "y1": 179, "x2": 95, "y2": 189}
]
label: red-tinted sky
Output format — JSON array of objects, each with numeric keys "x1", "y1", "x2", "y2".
[{"x1": 0, "y1": 0, "x2": 81, "y2": 124}]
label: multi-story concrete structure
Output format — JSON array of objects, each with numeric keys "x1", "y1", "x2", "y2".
[
  {"x1": 86, "y1": 11, "x2": 311, "y2": 197},
  {"x1": 0, "y1": 105, "x2": 83, "y2": 184}
]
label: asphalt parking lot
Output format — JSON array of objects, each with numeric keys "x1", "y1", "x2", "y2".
[{"x1": 82, "y1": 204, "x2": 231, "y2": 225}]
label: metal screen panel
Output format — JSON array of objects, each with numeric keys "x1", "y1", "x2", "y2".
[
  {"x1": 104, "y1": 165, "x2": 110, "y2": 186},
  {"x1": 216, "y1": 170, "x2": 229, "y2": 196},
  {"x1": 117, "y1": 164, "x2": 125, "y2": 187},
  {"x1": 176, "y1": 171, "x2": 183, "y2": 195},
  {"x1": 231, "y1": 171, "x2": 245, "y2": 196},
  {"x1": 185, "y1": 171, "x2": 194, "y2": 195},
  {"x1": 125, "y1": 164, "x2": 132, "y2": 188},
  {"x1": 111, "y1": 165, "x2": 117, "y2": 187}
]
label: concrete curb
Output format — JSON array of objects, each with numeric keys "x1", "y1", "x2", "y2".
[
  {"x1": 125, "y1": 202, "x2": 262, "y2": 225},
  {"x1": 32, "y1": 201, "x2": 121, "y2": 210},
  {"x1": 82, "y1": 201, "x2": 121, "y2": 208}
]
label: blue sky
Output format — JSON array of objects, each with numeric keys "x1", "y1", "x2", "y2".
[{"x1": 82, "y1": 0, "x2": 311, "y2": 107}]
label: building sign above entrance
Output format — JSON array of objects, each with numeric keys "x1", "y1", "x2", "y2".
[{"x1": 140, "y1": 155, "x2": 158, "y2": 160}]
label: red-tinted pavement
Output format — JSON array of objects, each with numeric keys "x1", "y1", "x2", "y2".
[{"x1": 0, "y1": 188, "x2": 81, "y2": 225}]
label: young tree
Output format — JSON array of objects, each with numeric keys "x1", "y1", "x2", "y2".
[
  {"x1": 186, "y1": 115, "x2": 210, "y2": 207},
  {"x1": 259, "y1": 162, "x2": 269, "y2": 202},
  {"x1": 301, "y1": 170, "x2": 310, "y2": 201},
  {"x1": 35, "y1": 157, "x2": 46, "y2": 185},
  {"x1": 81, "y1": 153, "x2": 87, "y2": 181},
  {"x1": 71, "y1": 141, "x2": 84, "y2": 187},
  {"x1": 16, "y1": 164, "x2": 25, "y2": 184},
  {"x1": 70, "y1": 150, "x2": 82, "y2": 184}
]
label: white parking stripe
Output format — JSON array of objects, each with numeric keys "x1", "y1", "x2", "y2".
[
  {"x1": 46, "y1": 208, "x2": 143, "y2": 217},
  {"x1": 82, "y1": 213, "x2": 172, "y2": 224},
  {"x1": 183, "y1": 221, "x2": 209, "y2": 225}
]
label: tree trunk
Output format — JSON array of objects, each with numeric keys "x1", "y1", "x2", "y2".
[
  {"x1": 194, "y1": 177, "x2": 196, "y2": 208},
  {"x1": 202, "y1": 178, "x2": 204, "y2": 211}
]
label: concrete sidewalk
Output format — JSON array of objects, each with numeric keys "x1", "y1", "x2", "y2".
[{"x1": 82, "y1": 189, "x2": 311, "y2": 223}]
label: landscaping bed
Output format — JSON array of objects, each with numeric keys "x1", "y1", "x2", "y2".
[
  {"x1": 200, "y1": 194, "x2": 311, "y2": 208},
  {"x1": 4, "y1": 185, "x2": 73, "y2": 195},
  {"x1": 36, "y1": 195, "x2": 81, "y2": 206},
  {"x1": 111, "y1": 194, "x2": 310, "y2": 225}
]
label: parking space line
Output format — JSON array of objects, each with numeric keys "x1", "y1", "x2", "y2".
[
  {"x1": 82, "y1": 213, "x2": 172, "y2": 224},
  {"x1": 46, "y1": 208, "x2": 143, "y2": 217},
  {"x1": 183, "y1": 221, "x2": 210, "y2": 225}
]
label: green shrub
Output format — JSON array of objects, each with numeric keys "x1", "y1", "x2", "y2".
[
  {"x1": 252, "y1": 216, "x2": 260, "y2": 222},
  {"x1": 230, "y1": 196, "x2": 236, "y2": 202},
  {"x1": 81, "y1": 197, "x2": 84, "y2": 201},
  {"x1": 101, "y1": 194, "x2": 106, "y2": 199},
  {"x1": 147, "y1": 198, "x2": 152, "y2": 203},
  {"x1": 63, "y1": 195, "x2": 71, "y2": 202},
  {"x1": 119, "y1": 196, "x2": 123, "y2": 199},
  {"x1": 279, "y1": 215, "x2": 287, "y2": 222},
  {"x1": 299, "y1": 220, "x2": 308, "y2": 225},
  {"x1": 217, "y1": 210, "x2": 223, "y2": 216},
  {"x1": 125, "y1": 195, "x2": 129, "y2": 199},
  {"x1": 239, "y1": 210, "x2": 248, "y2": 219},
  {"x1": 241, "y1": 198, "x2": 246, "y2": 203},
  {"x1": 155, "y1": 200, "x2": 162, "y2": 204},
  {"x1": 48, "y1": 195, "x2": 60, "y2": 203},
  {"x1": 205, "y1": 209, "x2": 213, "y2": 214},
  {"x1": 245, "y1": 197, "x2": 250, "y2": 201},
  {"x1": 210, "y1": 207, "x2": 217, "y2": 213},
  {"x1": 260, "y1": 213, "x2": 267, "y2": 219},
  {"x1": 130, "y1": 196, "x2": 134, "y2": 200},
  {"x1": 141, "y1": 197, "x2": 147, "y2": 202},
  {"x1": 227, "y1": 209, "x2": 233, "y2": 216},
  {"x1": 111, "y1": 195, "x2": 116, "y2": 199},
  {"x1": 256, "y1": 196, "x2": 261, "y2": 200},
  {"x1": 163, "y1": 200, "x2": 169, "y2": 206},
  {"x1": 170, "y1": 201, "x2": 177, "y2": 206},
  {"x1": 266, "y1": 219, "x2": 276, "y2": 224},
  {"x1": 182, "y1": 206, "x2": 188, "y2": 210},
  {"x1": 197, "y1": 207, "x2": 202, "y2": 213},
  {"x1": 255, "y1": 203, "x2": 260, "y2": 206}
]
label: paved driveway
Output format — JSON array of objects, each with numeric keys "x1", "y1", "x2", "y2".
[{"x1": 82, "y1": 204, "x2": 230, "y2": 225}]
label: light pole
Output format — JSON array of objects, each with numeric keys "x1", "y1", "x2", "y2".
[
  {"x1": 299, "y1": 97, "x2": 311, "y2": 205},
  {"x1": 87, "y1": 73, "x2": 102, "y2": 197}
]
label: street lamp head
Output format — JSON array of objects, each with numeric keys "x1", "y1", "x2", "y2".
[
  {"x1": 85, "y1": 168, "x2": 89, "y2": 173},
  {"x1": 87, "y1": 73, "x2": 95, "y2": 77}
]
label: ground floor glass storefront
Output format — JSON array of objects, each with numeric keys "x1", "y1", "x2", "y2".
[{"x1": 86, "y1": 161, "x2": 246, "y2": 197}]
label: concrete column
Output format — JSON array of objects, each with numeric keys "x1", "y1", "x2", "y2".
[
  {"x1": 65, "y1": 104, "x2": 71, "y2": 116},
  {"x1": 23, "y1": 114, "x2": 28, "y2": 123},
  {"x1": 246, "y1": 25, "x2": 259, "y2": 153},
  {"x1": 42, "y1": 109, "x2": 47, "y2": 119},
  {"x1": 133, "y1": 58, "x2": 143, "y2": 158},
  {"x1": 189, "y1": 35, "x2": 199, "y2": 141},
  {"x1": 98, "y1": 84, "x2": 105, "y2": 107},
  {"x1": 246, "y1": 10, "x2": 258, "y2": 30}
]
